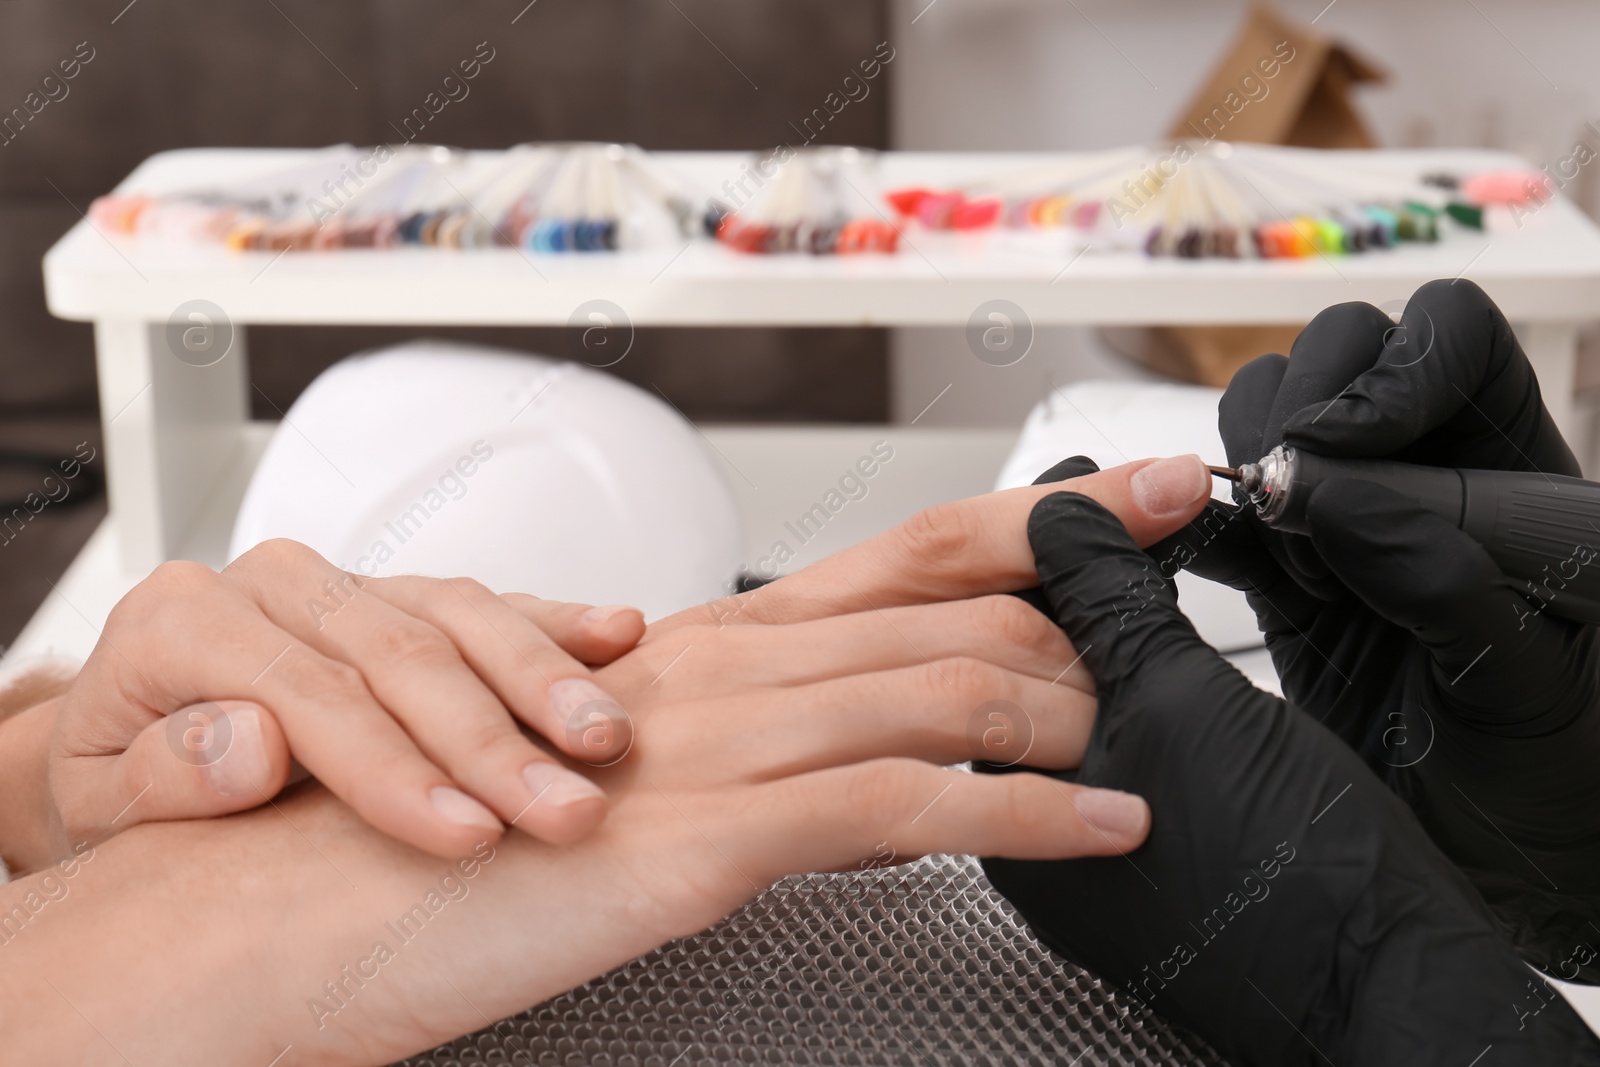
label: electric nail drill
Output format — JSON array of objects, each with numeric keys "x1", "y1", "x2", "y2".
[{"x1": 1209, "y1": 447, "x2": 1600, "y2": 625}]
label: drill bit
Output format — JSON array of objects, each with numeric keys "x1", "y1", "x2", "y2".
[{"x1": 1209, "y1": 461, "x2": 1268, "y2": 500}]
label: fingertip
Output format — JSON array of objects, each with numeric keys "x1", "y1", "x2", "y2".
[
  {"x1": 1027, "y1": 488, "x2": 1202, "y2": 692},
  {"x1": 1038, "y1": 458, "x2": 1209, "y2": 550},
  {"x1": 429, "y1": 824, "x2": 508, "y2": 861},
  {"x1": 1411, "y1": 275, "x2": 1493, "y2": 322},
  {"x1": 1129, "y1": 454, "x2": 1211, "y2": 521},
  {"x1": 1032, "y1": 455, "x2": 1102, "y2": 485},
  {"x1": 1071, "y1": 786, "x2": 1151, "y2": 852},
  {"x1": 430, "y1": 785, "x2": 504, "y2": 834},
  {"x1": 578, "y1": 604, "x2": 646, "y2": 649},
  {"x1": 1026, "y1": 488, "x2": 1127, "y2": 552},
  {"x1": 194, "y1": 702, "x2": 290, "y2": 802},
  {"x1": 527, "y1": 792, "x2": 608, "y2": 846},
  {"x1": 547, "y1": 678, "x2": 634, "y2": 765},
  {"x1": 518, "y1": 761, "x2": 608, "y2": 845},
  {"x1": 1220, "y1": 353, "x2": 1289, "y2": 410},
  {"x1": 93, "y1": 702, "x2": 293, "y2": 838},
  {"x1": 1227, "y1": 351, "x2": 1290, "y2": 389},
  {"x1": 1219, "y1": 353, "x2": 1289, "y2": 465}
]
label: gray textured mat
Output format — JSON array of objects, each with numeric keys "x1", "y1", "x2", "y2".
[
  {"x1": 396, "y1": 857, "x2": 1209, "y2": 1067},
  {"x1": 399, "y1": 855, "x2": 1221, "y2": 1066}
]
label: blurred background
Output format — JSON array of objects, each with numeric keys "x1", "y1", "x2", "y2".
[{"x1": 3, "y1": 0, "x2": 1600, "y2": 643}]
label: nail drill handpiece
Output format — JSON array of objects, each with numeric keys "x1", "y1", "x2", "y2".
[{"x1": 1210, "y1": 447, "x2": 1600, "y2": 626}]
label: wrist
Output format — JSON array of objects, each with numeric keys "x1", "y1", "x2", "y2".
[
  {"x1": 0, "y1": 692, "x2": 67, "y2": 875},
  {"x1": 0, "y1": 782, "x2": 532, "y2": 1063}
]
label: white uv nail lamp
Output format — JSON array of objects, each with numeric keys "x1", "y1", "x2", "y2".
[{"x1": 229, "y1": 341, "x2": 744, "y2": 621}]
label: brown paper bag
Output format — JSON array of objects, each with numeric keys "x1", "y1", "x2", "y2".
[
  {"x1": 1169, "y1": 4, "x2": 1386, "y2": 149},
  {"x1": 1115, "y1": 5, "x2": 1386, "y2": 387}
]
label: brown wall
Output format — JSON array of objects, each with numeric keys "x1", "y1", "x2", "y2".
[
  {"x1": 0, "y1": 0, "x2": 890, "y2": 645},
  {"x1": 0, "y1": 0, "x2": 890, "y2": 420}
]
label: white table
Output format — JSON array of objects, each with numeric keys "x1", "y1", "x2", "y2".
[{"x1": 19, "y1": 146, "x2": 1600, "y2": 1031}]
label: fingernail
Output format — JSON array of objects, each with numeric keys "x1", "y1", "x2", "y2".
[
  {"x1": 580, "y1": 604, "x2": 636, "y2": 628},
  {"x1": 548, "y1": 677, "x2": 625, "y2": 722},
  {"x1": 1130, "y1": 455, "x2": 1210, "y2": 517},
  {"x1": 1073, "y1": 787, "x2": 1150, "y2": 839},
  {"x1": 430, "y1": 786, "x2": 502, "y2": 831},
  {"x1": 522, "y1": 761, "x2": 605, "y2": 810},
  {"x1": 550, "y1": 678, "x2": 634, "y2": 763},
  {"x1": 201, "y1": 707, "x2": 270, "y2": 798}
]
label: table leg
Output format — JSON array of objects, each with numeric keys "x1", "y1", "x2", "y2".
[{"x1": 94, "y1": 318, "x2": 249, "y2": 572}]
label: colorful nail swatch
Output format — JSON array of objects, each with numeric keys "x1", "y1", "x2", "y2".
[
  {"x1": 90, "y1": 143, "x2": 707, "y2": 254},
  {"x1": 712, "y1": 147, "x2": 899, "y2": 256},
  {"x1": 883, "y1": 141, "x2": 1510, "y2": 260}
]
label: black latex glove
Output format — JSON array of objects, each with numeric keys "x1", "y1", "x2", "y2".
[
  {"x1": 982, "y1": 479, "x2": 1600, "y2": 1066},
  {"x1": 1149, "y1": 279, "x2": 1600, "y2": 984}
]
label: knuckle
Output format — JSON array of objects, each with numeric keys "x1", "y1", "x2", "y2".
[
  {"x1": 53, "y1": 795, "x2": 98, "y2": 845},
  {"x1": 500, "y1": 591, "x2": 539, "y2": 615},
  {"x1": 1003, "y1": 776, "x2": 1057, "y2": 840},
  {"x1": 102, "y1": 589, "x2": 151, "y2": 634},
  {"x1": 625, "y1": 631, "x2": 701, "y2": 689},
  {"x1": 894, "y1": 503, "x2": 981, "y2": 577},
  {"x1": 108, "y1": 561, "x2": 215, "y2": 629},
  {"x1": 1415, "y1": 275, "x2": 1485, "y2": 316},
  {"x1": 230, "y1": 537, "x2": 318, "y2": 575},
  {"x1": 840, "y1": 758, "x2": 926, "y2": 826},
  {"x1": 281, "y1": 656, "x2": 367, "y2": 705},
  {"x1": 931, "y1": 656, "x2": 1003, "y2": 704},
  {"x1": 441, "y1": 576, "x2": 495, "y2": 604},
  {"x1": 1306, "y1": 299, "x2": 1392, "y2": 340},
  {"x1": 669, "y1": 624, "x2": 714, "y2": 645},
  {"x1": 971, "y1": 594, "x2": 1058, "y2": 654},
  {"x1": 373, "y1": 621, "x2": 459, "y2": 668},
  {"x1": 454, "y1": 714, "x2": 527, "y2": 762},
  {"x1": 1413, "y1": 550, "x2": 1496, "y2": 618},
  {"x1": 146, "y1": 558, "x2": 215, "y2": 591},
  {"x1": 657, "y1": 628, "x2": 709, "y2": 665},
  {"x1": 364, "y1": 573, "x2": 419, "y2": 597}
]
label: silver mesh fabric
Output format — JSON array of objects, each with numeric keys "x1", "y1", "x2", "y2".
[{"x1": 398, "y1": 855, "x2": 1221, "y2": 1066}]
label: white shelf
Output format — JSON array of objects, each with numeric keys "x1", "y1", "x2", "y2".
[
  {"x1": 38, "y1": 146, "x2": 1600, "y2": 573},
  {"x1": 44, "y1": 148, "x2": 1600, "y2": 327}
]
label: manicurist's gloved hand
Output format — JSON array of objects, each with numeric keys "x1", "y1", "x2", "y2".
[
  {"x1": 981, "y1": 474, "x2": 1600, "y2": 1065},
  {"x1": 1153, "y1": 279, "x2": 1600, "y2": 983}
]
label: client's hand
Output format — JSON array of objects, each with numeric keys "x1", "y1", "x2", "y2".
[
  {"x1": 981, "y1": 480, "x2": 1600, "y2": 1065},
  {"x1": 655, "y1": 454, "x2": 1214, "y2": 630},
  {"x1": 2, "y1": 579, "x2": 1154, "y2": 1066},
  {"x1": 1163, "y1": 279, "x2": 1600, "y2": 981},
  {"x1": 19, "y1": 538, "x2": 646, "y2": 869},
  {"x1": 553, "y1": 453, "x2": 1217, "y2": 789}
]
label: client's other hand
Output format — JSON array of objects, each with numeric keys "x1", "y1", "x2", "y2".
[
  {"x1": 34, "y1": 539, "x2": 647, "y2": 867},
  {"x1": 980, "y1": 473, "x2": 1600, "y2": 1065}
]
